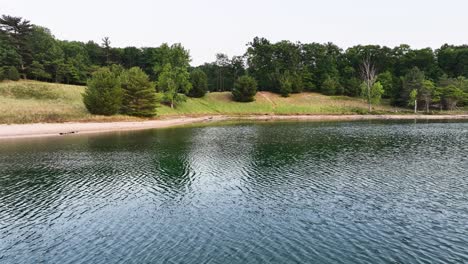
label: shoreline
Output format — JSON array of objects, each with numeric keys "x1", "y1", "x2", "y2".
[{"x1": 1, "y1": 114, "x2": 468, "y2": 139}]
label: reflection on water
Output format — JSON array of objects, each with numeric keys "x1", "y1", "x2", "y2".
[{"x1": 1, "y1": 121, "x2": 468, "y2": 263}]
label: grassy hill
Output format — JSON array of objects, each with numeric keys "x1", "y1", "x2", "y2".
[{"x1": 0, "y1": 80, "x2": 403, "y2": 124}]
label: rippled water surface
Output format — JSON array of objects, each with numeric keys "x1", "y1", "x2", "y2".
[{"x1": 1, "y1": 121, "x2": 468, "y2": 263}]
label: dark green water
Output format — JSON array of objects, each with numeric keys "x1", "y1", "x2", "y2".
[{"x1": 1, "y1": 121, "x2": 468, "y2": 264}]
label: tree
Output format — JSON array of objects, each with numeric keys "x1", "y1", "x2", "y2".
[
  {"x1": 1, "y1": 66, "x2": 20, "y2": 80},
  {"x1": 102, "y1": 37, "x2": 111, "y2": 65},
  {"x1": 321, "y1": 75, "x2": 340, "y2": 95},
  {"x1": 28, "y1": 60, "x2": 51, "y2": 80},
  {"x1": 189, "y1": 69, "x2": 208, "y2": 97},
  {"x1": 83, "y1": 67, "x2": 122, "y2": 115},
  {"x1": 157, "y1": 64, "x2": 192, "y2": 108},
  {"x1": 377, "y1": 71, "x2": 394, "y2": 98},
  {"x1": 360, "y1": 56, "x2": 377, "y2": 111},
  {"x1": 120, "y1": 67, "x2": 157, "y2": 117},
  {"x1": 361, "y1": 81, "x2": 385, "y2": 111},
  {"x1": 419, "y1": 80, "x2": 435, "y2": 113},
  {"x1": 401, "y1": 67, "x2": 425, "y2": 106},
  {"x1": 441, "y1": 85, "x2": 465, "y2": 110},
  {"x1": 278, "y1": 71, "x2": 293, "y2": 97},
  {"x1": 232, "y1": 75, "x2": 257, "y2": 102},
  {"x1": 408, "y1": 89, "x2": 418, "y2": 113},
  {"x1": 0, "y1": 15, "x2": 33, "y2": 77}
]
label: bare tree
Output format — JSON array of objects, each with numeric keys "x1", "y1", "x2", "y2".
[{"x1": 360, "y1": 56, "x2": 377, "y2": 112}]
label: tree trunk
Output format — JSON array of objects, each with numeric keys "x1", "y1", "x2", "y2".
[
  {"x1": 414, "y1": 100, "x2": 417, "y2": 114},
  {"x1": 367, "y1": 83, "x2": 371, "y2": 112},
  {"x1": 171, "y1": 99, "x2": 174, "y2": 109}
]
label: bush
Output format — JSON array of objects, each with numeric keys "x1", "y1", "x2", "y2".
[
  {"x1": 120, "y1": 67, "x2": 157, "y2": 117},
  {"x1": 2, "y1": 66, "x2": 20, "y2": 81},
  {"x1": 83, "y1": 67, "x2": 123, "y2": 115},
  {"x1": 188, "y1": 69, "x2": 208, "y2": 98},
  {"x1": 321, "y1": 76, "x2": 340, "y2": 95},
  {"x1": 278, "y1": 72, "x2": 293, "y2": 97},
  {"x1": 232, "y1": 75, "x2": 257, "y2": 102}
]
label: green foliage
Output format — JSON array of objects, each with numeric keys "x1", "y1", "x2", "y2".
[
  {"x1": 157, "y1": 63, "x2": 192, "y2": 108},
  {"x1": 120, "y1": 67, "x2": 157, "y2": 117},
  {"x1": 321, "y1": 76, "x2": 340, "y2": 95},
  {"x1": 2, "y1": 66, "x2": 20, "y2": 80},
  {"x1": 419, "y1": 80, "x2": 435, "y2": 112},
  {"x1": 278, "y1": 72, "x2": 293, "y2": 97},
  {"x1": 440, "y1": 85, "x2": 466, "y2": 110},
  {"x1": 377, "y1": 71, "x2": 394, "y2": 98},
  {"x1": 361, "y1": 81, "x2": 385, "y2": 106},
  {"x1": 408, "y1": 89, "x2": 418, "y2": 107},
  {"x1": 83, "y1": 67, "x2": 122, "y2": 115},
  {"x1": 189, "y1": 69, "x2": 208, "y2": 97},
  {"x1": 232, "y1": 75, "x2": 257, "y2": 102},
  {"x1": 29, "y1": 61, "x2": 51, "y2": 80},
  {"x1": 401, "y1": 67, "x2": 425, "y2": 105}
]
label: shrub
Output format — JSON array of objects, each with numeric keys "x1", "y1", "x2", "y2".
[
  {"x1": 278, "y1": 72, "x2": 293, "y2": 97},
  {"x1": 3, "y1": 66, "x2": 20, "y2": 81},
  {"x1": 232, "y1": 75, "x2": 257, "y2": 102},
  {"x1": 83, "y1": 67, "x2": 122, "y2": 115},
  {"x1": 188, "y1": 69, "x2": 208, "y2": 98},
  {"x1": 321, "y1": 76, "x2": 340, "y2": 95},
  {"x1": 120, "y1": 67, "x2": 157, "y2": 117}
]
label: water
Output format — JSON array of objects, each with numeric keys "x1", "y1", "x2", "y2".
[{"x1": 1, "y1": 121, "x2": 468, "y2": 264}]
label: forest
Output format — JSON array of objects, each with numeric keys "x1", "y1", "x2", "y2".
[{"x1": 1, "y1": 14, "x2": 468, "y2": 117}]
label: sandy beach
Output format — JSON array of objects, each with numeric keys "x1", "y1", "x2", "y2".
[{"x1": 1, "y1": 114, "x2": 468, "y2": 139}]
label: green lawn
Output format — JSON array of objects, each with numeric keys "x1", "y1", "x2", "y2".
[{"x1": 1, "y1": 80, "x2": 407, "y2": 124}]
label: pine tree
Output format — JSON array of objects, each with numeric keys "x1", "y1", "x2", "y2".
[
  {"x1": 83, "y1": 67, "x2": 122, "y2": 115},
  {"x1": 232, "y1": 75, "x2": 257, "y2": 102},
  {"x1": 120, "y1": 67, "x2": 157, "y2": 117},
  {"x1": 189, "y1": 69, "x2": 208, "y2": 97}
]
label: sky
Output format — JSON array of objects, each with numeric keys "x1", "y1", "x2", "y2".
[{"x1": 1, "y1": 0, "x2": 467, "y2": 65}]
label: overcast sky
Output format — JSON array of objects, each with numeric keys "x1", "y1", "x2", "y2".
[{"x1": 1, "y1": 0, "x2": 467, "y2": 65}]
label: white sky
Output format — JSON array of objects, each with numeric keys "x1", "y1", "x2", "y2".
[{"x1": 1, "y1": 0, "x2": 467, "y2": 65}]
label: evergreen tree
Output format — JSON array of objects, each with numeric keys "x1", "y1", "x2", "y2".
[
  {"x1": 83, "y1": 67, "x2": 122, "y2": 115},
  {"x1": 2, "y1": 66, "x2": 20, "y2": 80},
  {"x1": 0, "y1": 15, "x2": 33, "y2": 77},
  {"x1": 232, "y1": 75, "x2": 257, "y2": 102},
  {"x1": 189, "y1": 69, "x2": 208, "y2": 97},
  {"x1": 278, "y1": 71, "x2": 293, "y2": 97},
  {"x1": 120, "y1": 67, "x2": 157, "y2": 117},
  {"x1": 321, "y1": 76, "x2": 340, "y2": 95}
]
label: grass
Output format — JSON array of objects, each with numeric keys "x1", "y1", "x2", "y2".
[
  {"x1": 0, "y1": 81, "x2": 141, "y2": 124},
  {"x1": 0, "y1": 80, "x2": 425, "y2": 124},
  {"x1": 157, "y1": 91, "x2": 402, "y2": 116}
]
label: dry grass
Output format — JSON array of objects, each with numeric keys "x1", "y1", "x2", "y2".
[
  {"x1": 0, "y1": 80, "x2": 142, "y2": 124},
  {"x1": 1, "y1": 80, "x2": 410, "y2": 124}
]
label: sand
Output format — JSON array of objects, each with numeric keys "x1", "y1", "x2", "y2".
[{"x1": 1, "y1": 114, "x2": 468, "y2": 139}]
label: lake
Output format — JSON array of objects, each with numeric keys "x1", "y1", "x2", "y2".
[{"x1": 1, "y1": 121, "x2": 467, "y2": 263}]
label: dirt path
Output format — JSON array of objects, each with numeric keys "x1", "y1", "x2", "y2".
[{"x1": 258, "y1": 92, "x2": 277, "y2": 107}]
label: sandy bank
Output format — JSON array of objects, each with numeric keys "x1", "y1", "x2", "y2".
[{"x1": 1, "y1": 114, "x2": 468, "y2": 139}]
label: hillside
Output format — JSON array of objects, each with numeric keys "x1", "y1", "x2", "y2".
[{"x1": 0, "y1": 80, "x2": 403, "y2": 124}]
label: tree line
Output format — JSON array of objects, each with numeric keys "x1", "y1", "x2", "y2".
[{"x1": 1, "y1": 14, "x2": 467, "y2": 116}]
